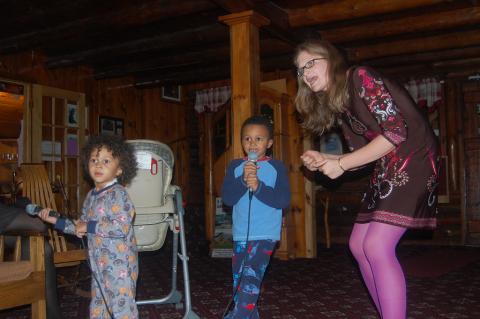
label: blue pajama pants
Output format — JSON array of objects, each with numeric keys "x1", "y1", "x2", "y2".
[{"x1": 226, "y1": 240, "x2": 276, "y2": 319}]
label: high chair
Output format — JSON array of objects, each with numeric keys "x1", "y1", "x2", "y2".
[{"x1": 127, "y1": 140, "x2": 199, "y2": 319}]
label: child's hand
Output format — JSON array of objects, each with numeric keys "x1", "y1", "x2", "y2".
[
  {"x1": 38, "y1": 208, "x2": 58, "y2": 225},
  {"x1": 244, "y1": 161, "x2": 259, "y2": 192},
  {"x1": 75, "y1": 220, "x2": 87, "y2": 238},
  {"x1": 244, "y1": 161, "x2": 258, "y2": 178}
]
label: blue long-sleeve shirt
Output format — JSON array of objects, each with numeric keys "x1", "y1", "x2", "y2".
[{"x1": 221, "y1": 157, "x2": 291, "y2": 241}]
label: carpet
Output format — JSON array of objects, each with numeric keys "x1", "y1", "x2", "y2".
[
  {"x1": 1, "y1": 245, "x2": 480, "y2": 318},
  {"x1": 401, "y1": 247, "x2": 480, "y2": 278}
]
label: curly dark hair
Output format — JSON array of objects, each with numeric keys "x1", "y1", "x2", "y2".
[{"x1": 81, "y1": 135, "x2": 137, "y2": 186}]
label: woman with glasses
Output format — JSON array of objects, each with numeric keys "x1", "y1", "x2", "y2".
[{"x1": 294, "y1": 39, "x2": 439, "y2": 319}]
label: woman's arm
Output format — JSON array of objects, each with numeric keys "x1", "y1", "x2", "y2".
[{"x1": 320, "y1": 135, "x2": 394, "y2": 179}]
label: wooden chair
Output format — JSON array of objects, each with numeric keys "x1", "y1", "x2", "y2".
[
  {"x1": 19, "y1": 164, "x2": 86, "y2": 270},
  {"x1": 0, "y1": 229, "x2": 46, "y2": 319}
]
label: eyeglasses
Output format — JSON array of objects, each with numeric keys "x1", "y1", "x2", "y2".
[{"x1": 296, "y1": 58, "x2": 326, "y2": 77}]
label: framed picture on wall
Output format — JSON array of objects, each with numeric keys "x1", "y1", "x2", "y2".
[
  {"x1": 161, "y1": 85, "x2": 182, "y2": 102},
  {"x1": 99, "y1": 116, "x2": 124, "y2": 136},
  {"x1": 67, "y1": 103, "x2": 79, "y2": 127}
]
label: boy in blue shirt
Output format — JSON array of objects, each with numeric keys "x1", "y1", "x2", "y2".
[{"x1": 222, "y1": 115, "x2": 291, "y2": 319}]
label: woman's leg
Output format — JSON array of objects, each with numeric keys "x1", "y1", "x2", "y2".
[
  {"x1": 363, "y1": 222, "x2": 407, "y2": 319},
  {"x1": 349, "y1": 222, "x2": 381, "y2": 313}
]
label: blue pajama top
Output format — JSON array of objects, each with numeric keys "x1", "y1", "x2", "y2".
[{"x1": 221, "y1": 156, "x2": 291, "y2": 241}]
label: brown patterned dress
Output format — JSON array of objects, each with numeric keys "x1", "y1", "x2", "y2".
[{"x1": 340, "y1": 66, "x2": 439, "y2": 228}]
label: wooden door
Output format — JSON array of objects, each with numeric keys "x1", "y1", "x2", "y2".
[{"x1": 29, "y1": 85, "x2": 87, "y2": 216}]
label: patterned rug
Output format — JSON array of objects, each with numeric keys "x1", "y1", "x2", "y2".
[
  {"x1": 1, "y1": 244, "x2": 479, "y2": 318},
  {"x1": 401, "y1": 246, "x2": 480, "y2": 278}
]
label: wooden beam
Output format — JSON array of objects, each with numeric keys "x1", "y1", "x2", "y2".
[
  {"x1": 288, "y1": 0, "x2": 451, "y2": 27},
  {"x1": 0, "y1": 0, "x2": 217, "y2": 54},
  {"x1": 348, "y1": 28, "x2": 480, "y2": 61},
  {"x1": 320, "y1": 5, "x2": 480, "y2": 44},
  {"x1": 432, "y1": 56, "x2": 480, "y2": 68},
  {"x1": 133, "y1": 63, "x2": 231, "y2": 87},
  {"x1": 1, "y1": 0, "x2": 113, "y2": 31},
  {"x1": 366, "y1": 46, "x2": 480, "y2": 67},
  {"x1": 129, "y1": 52, "x2": 293, "y2": 87},
  {"x1": 45, "y1": 23, "x2": 228, "y2": 69},
  {"x1": 94, "y1": 45, "x2": 231, "y2": 79},
  {"x1": 92, "y1": 37, "x2": 290, "y2": 79}
]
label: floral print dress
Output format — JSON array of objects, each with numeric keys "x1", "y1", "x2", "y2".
[
  {"x1": 56, "y1": 183, "x2": 139, "y2": 318},
  {"x1": 340, "y1": 66, "x2": 439, "y2": 228}
]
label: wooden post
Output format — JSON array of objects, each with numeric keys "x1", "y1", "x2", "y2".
[
  {"x1": 203, "y1": 113, "x2": 215, "y2": 242},
  {"x1": 219, "y1": 10, "x2": 269, "y2": 158},
  {"x1": 286, "y1": 74, "x2": 311, "y2": 258}
]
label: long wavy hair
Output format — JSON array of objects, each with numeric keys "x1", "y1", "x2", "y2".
[{"x1": 294, "y1": 40, "x2": 350, "y2": 135}]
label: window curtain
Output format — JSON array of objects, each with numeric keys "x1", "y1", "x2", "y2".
[
  {"x1": 194, "y1": 86, "x2": 231, "y2": 113},
  {"x1": 404, "y1": 77, "x2": 443, "y2": 113}
]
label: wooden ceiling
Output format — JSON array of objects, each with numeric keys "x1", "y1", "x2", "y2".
[{"x1": 2, "y1": 0, "x2": 480, "y2": 86}]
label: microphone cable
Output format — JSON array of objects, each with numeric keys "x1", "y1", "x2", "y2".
[
  {"x1": 81, "y1": 237, "x2": 116, "y2": 319},
  {"x1": 222, "y1": 187, "x2": 254, "y2": 318}
]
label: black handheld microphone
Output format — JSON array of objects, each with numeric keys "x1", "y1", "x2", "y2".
[
  {"x1": 25, "y1": 203, "x2": 61, "y2": 219},
  {"x1": 247, "y1": 151, "x2": 258, "y2": 199}
]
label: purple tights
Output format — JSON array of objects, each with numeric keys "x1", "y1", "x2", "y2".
[{"x1": 349, "y1": 222, "x2": 407, "y2": 319}]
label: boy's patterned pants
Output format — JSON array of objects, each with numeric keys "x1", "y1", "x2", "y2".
[{"x1": 225, "y1": 240, "x2": 276, "y2": 319}]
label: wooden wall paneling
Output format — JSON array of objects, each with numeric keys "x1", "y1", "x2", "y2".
[
  {"x1": 444, "y1": 80, "x2": 460, "y2": 199},
  {"x1": 0, "y1": 52, "x2": 92, "y2": 95},
  {"x1": 464, "y1": 137, "x2": 480, "y2": 245},
  {"x1": 462, "y1": 81, "x2": 480, "y2": 244},
  {"x1": 302, "y1": 134, "x2": 315, "y2": 258},
  {"x1": 286, "y1": 75, "x2": 309, "y2": 258},
  {"x1": 258, "y1": 86, "x2": 294, "y2": 259},
  {"x1": 457, "y1": 81, "x2": 468, "y2": 244}
]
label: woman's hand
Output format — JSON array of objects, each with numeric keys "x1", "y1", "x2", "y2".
[
  {"x1": 38, "y1": 208, "x2": 58, "y2": 225},
  {"x1": 319, "y1": 158, "x2": 345, "y2": 179},
  {"x1": 301, "y1": 150, "x2": 327, "y2": 171}
]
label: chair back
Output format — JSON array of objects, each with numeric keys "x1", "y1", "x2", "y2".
[
  {"x1": 19, "y1": 163, "x2": 86, "y2": 266},
  {"x1": 127, "y1": 140, "x2": 173, "y2": 207},
  {"x1": 126, "y1": 140, "x2": 175, "y2": 251}
]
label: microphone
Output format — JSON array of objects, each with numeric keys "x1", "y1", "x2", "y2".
[
  {"x1": 25, "y1": 203, "x2": 61, "y2": 219},
  {"x1": 247, "y1": 151, "x2": 258, "y2": 163},
  {"x1": 247, "y1": 151, "x2": 258, "y2": 198}
]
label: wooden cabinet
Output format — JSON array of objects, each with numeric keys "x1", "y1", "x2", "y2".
[{"x1": 462, "y1": 82, "x2": 480, "y2": 245}]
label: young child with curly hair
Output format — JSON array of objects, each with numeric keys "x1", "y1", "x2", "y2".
[{"x1": 39, "y1": 134, "x2": 139, "y2": 319}]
